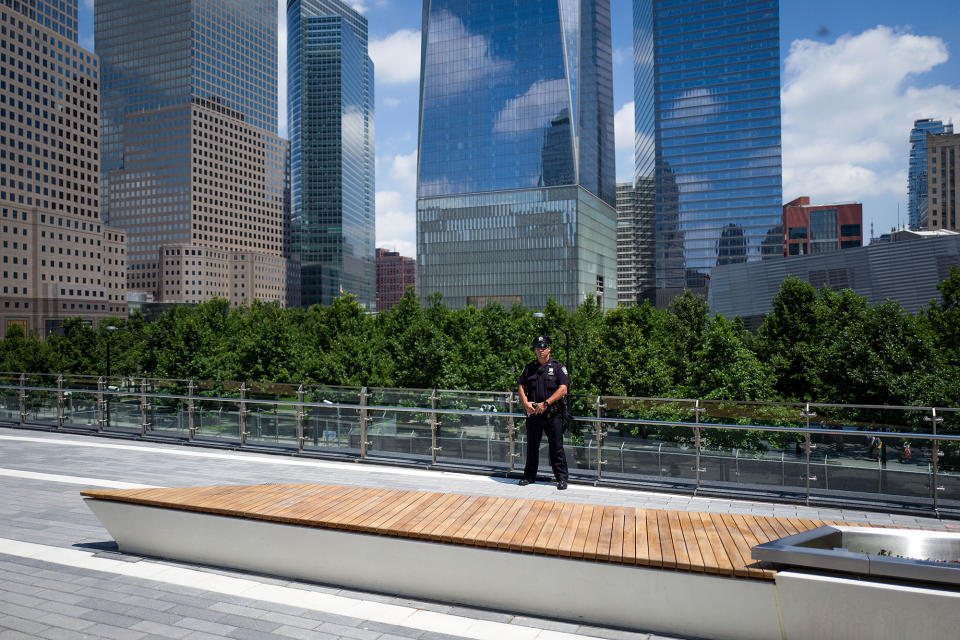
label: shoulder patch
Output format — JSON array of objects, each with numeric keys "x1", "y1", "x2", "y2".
[{"x1": 561, "y1": 366, "x2": 568, "y2": 375}]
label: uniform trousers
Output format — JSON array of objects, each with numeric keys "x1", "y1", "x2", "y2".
[{"x1": 524, "y1": 412, "x2": 568, "y2": 482}]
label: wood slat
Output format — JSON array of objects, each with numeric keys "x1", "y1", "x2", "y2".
[{"x1": 82, "y1": 483, "x2": 844, "y2": 582}]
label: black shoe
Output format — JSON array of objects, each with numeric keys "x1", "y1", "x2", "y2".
[
  {"x1": 518, "y1": 478, "x2": 533, "y2": 486},
  {"x1": 557, "y1": 480, "x2": 568, "y2": 490}
]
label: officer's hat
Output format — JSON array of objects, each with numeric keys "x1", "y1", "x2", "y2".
[{"x1": 532, "y1": 335, "x2": 552, "y2": 349}]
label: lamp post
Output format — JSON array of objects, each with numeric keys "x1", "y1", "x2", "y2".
[
  {"x1": 531, "y1": 312, "x2": 571, "y2": 383},
  {"x1": 105, "y1": 325, "x2": 117, "y2": 429}
]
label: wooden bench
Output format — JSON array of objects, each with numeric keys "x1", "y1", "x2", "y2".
[{"x1": 81, "y1": 483, "x2": 833, "y2": 580}]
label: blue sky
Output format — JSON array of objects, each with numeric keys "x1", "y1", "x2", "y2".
[{"x1": 79, "y1": 1, "x2": 960, "y2": 257}]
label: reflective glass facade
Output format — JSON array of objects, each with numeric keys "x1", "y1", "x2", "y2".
[
  {"x1": 288, "y1": 0, "x2": 375, "y2": 308},
  {"x1": 98, "y1": 0, "x2": 277, "y2": 222},
  {"x1": 909, "y1": 118, "x2": 952, "y2": 229},
  {"x1": 96, "y1": 0, "x2": 288, "y2": 305},
  {"x1": 417, "y1": 0, "x2": 617, "y2": 311},
  {"x1": 634, "y1": 0, "x2": 782, "y2": 297}
]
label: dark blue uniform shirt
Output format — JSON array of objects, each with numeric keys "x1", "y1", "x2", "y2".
[{"x1": 517, "y1": 359, "x2": 569, "y2": 403}]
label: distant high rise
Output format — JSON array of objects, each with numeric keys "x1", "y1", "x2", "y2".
[
  {"x1": 927, "y1": 131, "x2": 960, "y2": 232},
  {"x1": 288, "y1": 0, "x2": 375, "y2": 309},
  {"x1": 97, "y1": 0, "x2": 291, "y2": 307},
  {"x1": 909, "y1": 118, "x2": 953, "y2": 229},
  {"x1": 634, "y1": 0, "x2": 783, "y2": 305},
  {"x1": 616, "y1": 181, "x2": 655, "y2": 305},
  {"x1": 376, "y1": 249, "x2": 417, "y2": 312},
  {"x1": 0, "y1": 2, "x2": 127, "y2": 338},
  {"x1": 417, "y1": 0, "x2": 617, "y2": 312}
]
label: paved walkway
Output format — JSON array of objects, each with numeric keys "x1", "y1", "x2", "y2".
[{"x1": 0, "y1": 427, "x2": 952, "y2": 640}]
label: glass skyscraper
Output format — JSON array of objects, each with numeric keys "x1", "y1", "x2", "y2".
[
  {"x1": 416, "y1": 0, "x2": 618, "y2": 312},
  {"x1": 287, "y1": 0, "x2": 375, "y2": 309},
  {"x1": 909, "y1": 118, "x2": 953, "y2": 230},
  {"x1": 634, "y1": 0, "x2": 782, "y2": 302},
  {"x1": 97, "y1": 0, "x2": 292, "y2": 306}
]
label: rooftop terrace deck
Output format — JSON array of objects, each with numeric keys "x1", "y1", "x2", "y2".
[{"x1": 2, "y1": 427, "x2": 955, "y2": 640}]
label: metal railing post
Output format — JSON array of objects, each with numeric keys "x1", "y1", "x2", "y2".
[
  {"x1": 693, "y1": 399, "x2": 706, "y2": 494},
  {"x1": 359, "y1": 386, "x2": 369, "y2": 458},
  {"x1": 508, "y1": 393, "x2": 518, "y2": 473},
  {"x1": 56, "y1": 375, "x2": 64, "y2": 429},
  {"x1": 18, "y1": 373, "x2": 26, "y2": 425},
  {"x1": 926, "y1": 408, "x2": 944, "y2": 512},
  {"x1": 802, "y1": 403, "x2": 817, "y2": 505},
  {"x1": 296, "y1": 384, "x2": 305, "y2": 452},
  {"x1": 140, "y1": 378, "x2": 149, "y2": 437},
  {"x1": 96, "y1": 376, "x2": 105, "y2": 433},
  {"x1": 430, "y1": 389, "x2": 440, "y2": 465},
  {"x1": 239, "y1": 382, "x2": 248, "y2": 446},
  {"x1": 187, "y1": 380, "x2": 196, "y2": 441},
  {"x1": 595, "y1": 396, "x2": 606, "y2": 484}
]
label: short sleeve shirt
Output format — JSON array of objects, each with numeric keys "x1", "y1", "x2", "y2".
[{"x1": 517, "y1": 359, "x2": 570, "y2": 402}]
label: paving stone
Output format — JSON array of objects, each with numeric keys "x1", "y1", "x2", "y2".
[
  {"x1": 0, "y1": 613, "x2": 51, "y2": 635},
  {"x1": 129, "y1": 620, "x2": 193, "y2": 639},
  {"x1": 272, "y1": 625, "x2": 336, "y2": 640},
  {"x1": 315, "y1": 621, "x2": 382, "y2": 639},
  {"x1": 174, "y1": 617, "x2": 238, "y2": 636}
]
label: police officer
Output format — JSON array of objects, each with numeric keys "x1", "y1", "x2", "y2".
[{"x1": 517, "y1": 335, "x2": 569, "y2": 489}]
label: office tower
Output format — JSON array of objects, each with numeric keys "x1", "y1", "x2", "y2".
[
  {"x1": 910, "y1": 119, "x2": 954, "y2": 229},
  {"x1": 927, "y1": 131, "x2": 960, "y2": 232},
  {"x1": 0, "y1": 3, "x2": 128, "y2": 338},
  {"x1": 416, "y1": 0, "x2": 618, "y2": 312},
  {"x1": 782, "y1": 197, "x2": 862, "y2": 256},
  {"x1": 616, "y1": 181, "x2": 655, "y2": 305},
  {"x1": 288, "y1": 0, "x2": 375, "y2": 308},
  {"x1": 97, "y1": 0, "x2": 291, "y2": 307},
  {"x1": 635, "y1": 0, "x2": 783, "y2": 305},
  {"x1": 376, "y1": 248, "x2": 417, "y2": 312},
  {"x1": 3, "y1": 0, "x2": 78, "y2": 40}
]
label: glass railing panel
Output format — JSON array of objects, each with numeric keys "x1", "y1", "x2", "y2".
[
  {"x1": 365, "y1": 388, "x2": 433, "y2": 462},
  {"x1": 936, "y1": 407, "x2": 960, "y2": 510},
  {"x1": 245, "y1": 401, "x2": 298, "y2": 449},
  {"x1": 592, "y1": 397, "x2": 698, "y2": 485},
  {"x1": 0, "y1": 384, "x2": 21, "y2": 423},
  {"x1": 61, "y1": 391, "x2": 99, "y2": 431},
  {"x1": 24, "y1": 389, "x2": 59, "y2": 426},
  {"x1": 301, "y1": 386, "x2": 363, "y2": 453},
  {"x1": 105, "y1": 391, "x2": 142, "y2": 433},
  {"x1": 193, "y1": 399, "x2": 241, "y2": 442},
  {"x1": 147, "y1": 394, "x2": 189, "y2": 439},
  {"x1": 803, "y1": 404, "x2": 937, "y2": 506},
  {"x1": 434, "y1": 391, "x2": 513, "y2": 468}
]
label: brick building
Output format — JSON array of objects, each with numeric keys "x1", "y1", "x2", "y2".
[
  {"x1": 376, "y1": 248, "x2": 416, "y2": 311},
  {"x1": 783, "y1": 197, "x2": 862, "y2": 257}
]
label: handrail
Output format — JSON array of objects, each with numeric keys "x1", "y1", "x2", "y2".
[{"x1": 2, "y1": 378, "x2": 957, "y2": 515}]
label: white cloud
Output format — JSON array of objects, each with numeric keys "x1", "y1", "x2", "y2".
[
  {"x1": 389, "y1": 150, "x2": 418, "y2": 187},
  {"x1": 370, "y1": 29, "x2": 421, "y2": 85},
  {"x1": 375, "y1": 151, "x2": 419, "y2": 257},
  {"x1": 383, "y1": 97, "x2": 402, "y2": 108},
  {"x1": 376, "y1": 190, "x2": 416, "y2": 257},
  {"x1": 83, "y1": 0, "x2": 94, "y2": 9},
  {"x1": 350, "y1": 2, "x2": 369, "y2": 13},
  {"x1": 614, "y1": 101, "x2": 634, "y2": 150},
  {"x1": 493, "y1": 79, "x2": 569, "y2": 134},
  {"x1": 782, "y1": 26, "x2": 960, "y2": 209},
  {"x1": 612, "y1": 47, "x2": 627, "y2": 65}
]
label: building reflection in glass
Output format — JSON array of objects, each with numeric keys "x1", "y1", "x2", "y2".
[
  {"x1": 417, "y1": 0, "x2": 617, "y2": 311},
  {"x1": 635, "y1": 0, "x2": 783, "y2": 303}
]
